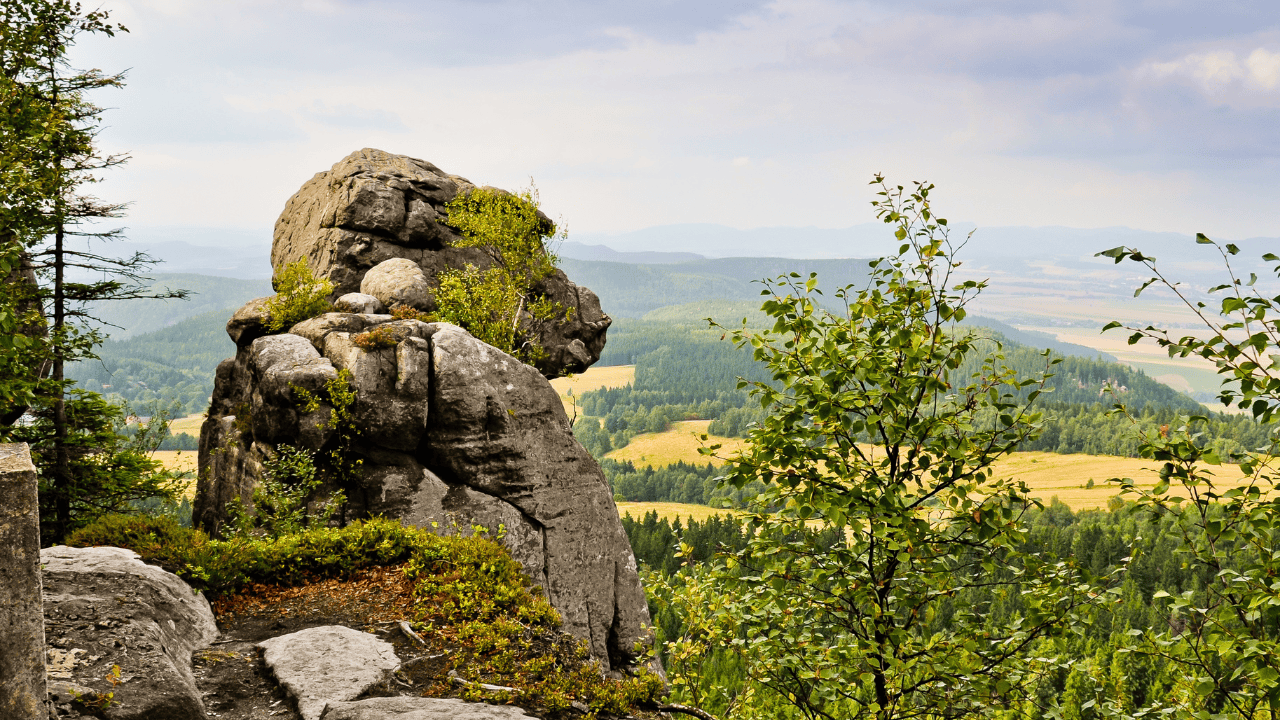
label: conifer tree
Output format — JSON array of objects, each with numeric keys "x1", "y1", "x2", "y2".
[{"x1": 1, "y1": 1, "x2": 186, "y2": 541}]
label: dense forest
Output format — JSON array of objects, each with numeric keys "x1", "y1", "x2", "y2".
[{"x1": 619, "y1": 501, "x2": 1227, "y2": 718}]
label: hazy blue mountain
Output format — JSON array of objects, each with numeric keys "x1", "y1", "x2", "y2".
[
  {"x1": 556, "y1": 241, "x2": 704, "y2": 264},
  {"x1": 558, "y1": 256, "x2": 872, "y2": 318}
]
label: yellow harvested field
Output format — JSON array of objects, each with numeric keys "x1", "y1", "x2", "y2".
[
  {"x1": 606, "y1": 422, "x2": 1256, "y2": 512},
  {"x1": 151, "y1": 451, "x2": 198, "y2": 499},
  {"x1": 616, "y1": 501, "x2": 742, "y2": 524},
  {"x1": 168, "y1": 414, "x2": 206, "y2": 436},
  {"x1": 549, "y1": 365, "x2": 635, "y2": 416},
  {"x1": 605, "y1": 420, "x2": 748, "y2": 468}
]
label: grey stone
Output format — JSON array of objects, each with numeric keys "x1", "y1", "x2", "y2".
[
  {"x1": 40, "y1": 545, "x2": 218, "y2": 720},
  {"x1": 424, "y1": 327, "x2": 650, "y2": 670},
  {"x1": 335, "y1": 292, "x2": 386, "y2": 314},
  {"x1": 321, "y1": 696, "x2": 538, "y2": 719},
  {"x1": 197, "y1": 322, "x2": 654, "y2": 672},
  {"x1": 0, "y1": 443, "x2": 47, "y2": 720},
  {"x1": 227, "y1": 296, "x2": 274, "y2": 347},
  {"x1": 258, "y1": 626, "x2": 400, "y2": 720},
  {"x1": 248, "y1": 333, "x2": 339, "y2": 449},
  {"x1": 269, "y1": 148, "x2": 611, "y2": 378},
  {"x1": 361, "y1": 258, "x2": 434, "y2": 312}
]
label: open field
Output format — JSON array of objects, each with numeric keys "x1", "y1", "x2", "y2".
[
  {"x1": 169, "y1": 413, "x2": 206, "y2": 436},
  {"x1": 616, "y1": 501, "x2": 741, "y2": 524},
  {"x1": 603, "y1": 422, "x2": 1256, "y2": 512},
  {"x1": 549, "y1": 365, "x2": 635, "y2": 416},
  {"x1": 604, "y1": 420, "x2": 749, "y2": 467}
]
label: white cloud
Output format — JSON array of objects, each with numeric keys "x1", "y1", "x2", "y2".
[
  {"x1": 1246, "y1": 49, "x2": 1280, "y2": 89},
  {"x1": 1142, "y1": 48, "x2": 1280, "y2": 93}
]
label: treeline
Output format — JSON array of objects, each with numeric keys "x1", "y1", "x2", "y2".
[
  {"x1": 577, "y1": 321, "x2": 1265, "y2": 463},
  {"x1": 621, "y1": 501, "x2": 1236, "y2": 716},
  {"x1": 601, "y1": 459, "x2": 763, "y2": 507}
]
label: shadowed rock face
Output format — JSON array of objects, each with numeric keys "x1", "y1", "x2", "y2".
[
  {"x1": 195, "y1": 317, "x2": 650, "y2": 672},
  {"x1": 271, "y1": 148, "x2": 610, "y2": 378}
]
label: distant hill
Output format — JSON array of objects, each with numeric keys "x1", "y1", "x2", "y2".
[
  {"x1": 85, "y1": 274, "x2": 272, "y2": 340},
  {"x1": 557, "y1": 256, "x2": 872, "y2": 318}
]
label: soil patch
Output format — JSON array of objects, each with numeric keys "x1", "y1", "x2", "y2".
[{"x1": 194, "y1": 564, "x2": 459, "y2": 719}]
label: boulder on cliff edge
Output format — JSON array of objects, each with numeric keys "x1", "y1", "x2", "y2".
[{"x1": 271, "y1": 148, "x2": 609, "y2": 378}]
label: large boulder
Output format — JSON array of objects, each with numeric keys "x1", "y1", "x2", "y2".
[
  {"x1": 269, "y1": 148, "x2": 610, "y2": 378},
  {"x1": 41, "y1": 546, "x2": 218, "y2": 720},
  {"x1": 196, "y1": 316, "x2": 651, "y2": 672}
]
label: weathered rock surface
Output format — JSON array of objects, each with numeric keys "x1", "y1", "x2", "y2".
[
  {"x1": 0, "y1": 443, "x2": 47, "y2": 720},
  {"x1": 40, "y1": 545, "x2": 218, "y2": 720},
  {"x1": 360, "y1": 258, "x2": 433, "y2": 312},
  {"x1": 197, "y1": 317, "x2": 651, "y2": 671},
  {"x1": 321, "y1": 697, "x2": 538, "y2": 719},
  {"x1": 259, "y1": 626, "x2": 400, "y2": 720},
  {"x1": 269, "y1": 148, "x2": 610, "y2": 377},
  {"x1": 335, "y1": 292, "x2": 386, "y2": 314}
]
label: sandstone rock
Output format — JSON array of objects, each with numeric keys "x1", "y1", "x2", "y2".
[
  {"x1": 361, "y1": 258, "x2": 434, "y2": 312},
  {"x1": 198, "y1": 321, "x2": 652, "y2": 671},
  {"x1": 0, "y1": 443, "x2": 47, "y2": 720},
  {"x1": 41, "y1": 546, "x2": 218, "y2": 720},
  {"x1": 335, "y1": 292, "x2": 386, "y2": 314},
  {"x1": 424, "y1": 326, "x2": 649, "y2": 669},
  {"x1": 258, "y1": 626, "x2": 400, "y2": 720},
  {"x1": 269, "y1": 148, "x2": 611, "y2": 377},
  {"x1": 227, "y1": 296, "x2": 274, "y2": 347},
  {"x1": 321, "y1": 696, "x2": 538, "y2": 719}
]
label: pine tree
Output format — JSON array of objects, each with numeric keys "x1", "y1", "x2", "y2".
[{"x1": 1, "y1": 1, "x2": 187, "y2": 541}]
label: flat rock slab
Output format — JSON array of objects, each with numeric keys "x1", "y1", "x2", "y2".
[
  {"x1": 321, "y1": 697, "x2": 538, "y2": 719},
  {"x1": 258, "y1": 625, "x2": 400, "y2": 720}
]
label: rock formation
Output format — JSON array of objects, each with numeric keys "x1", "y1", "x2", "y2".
[
  {"x1": 1, "y1": 443, "x2": 48, "y2": 720},
  {"x1": 197, "y1": 150, "x2": 651, "y2": 673},
  {"x1": 271, "y1": 148, "x2": 610, "y2": 378},
  {"x1": 40, "y1": 545, "x2": 218, "y2": 719}
]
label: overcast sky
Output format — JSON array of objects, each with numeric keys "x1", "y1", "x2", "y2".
[{"x1": 73, "y1": 0, "x2": 1280, "y2": 244}]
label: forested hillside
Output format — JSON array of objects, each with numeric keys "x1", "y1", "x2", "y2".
[
  {"x1": 622, "y1": 500, "x2": 1229, "y2": 717},
  {"x1": 68, "y1": 307, "x2": 237, "y2": 416}
]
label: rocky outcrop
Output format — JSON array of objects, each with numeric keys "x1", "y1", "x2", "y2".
[
  {"x1": 270, "y1": 148, "x2": 610, "y2": 378},
  {"x1": 260, "y1": 626, "x2": 401, "y2": 720},
  {"x1": 197, "y1": 150, "x2": 650, "y2": 673},
  {"x1": 0, "y1": 443, "x2": 48, "y2": 720},
  {"x1": 196, "y1": 316, "x2": 650, "y2": 672},
  {"x1": 40, "y1": 546, "x2": 218, "y2": 719}
]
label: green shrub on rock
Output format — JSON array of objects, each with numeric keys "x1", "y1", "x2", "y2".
[{"x1": 264, "y1": 259, "x2": 334, "y2": 332}]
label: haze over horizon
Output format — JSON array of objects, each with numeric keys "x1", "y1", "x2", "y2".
[{"x1": 71, "y1": 0, "x2": 1280, "y2": 248}]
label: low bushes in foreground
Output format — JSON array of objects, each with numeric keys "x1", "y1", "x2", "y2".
[{"x1": 67, "y1": 515, "x2": 663, "y2": 717}]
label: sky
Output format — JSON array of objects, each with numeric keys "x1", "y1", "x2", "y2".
[{"x1": 72, "y1": 0, "x2": 1280, "y2": 246}]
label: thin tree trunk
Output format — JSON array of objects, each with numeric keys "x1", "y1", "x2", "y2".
[{"x1": 51, "y1": 219, "x2": 70, "y2": 542}]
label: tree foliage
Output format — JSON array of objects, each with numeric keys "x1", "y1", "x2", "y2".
[
  {"x1": 668, "y1": 177, "x2": 1101, "y2": 720},
  {"x1": 0, "y1": 0, "x2": 186, "y2": 542},
  {"x1": 438, "y1": 184, "x2": 570, "y2": 365},
  {"x1": 1100, "y1": 237, "x2": 1280, "y2": 718}
]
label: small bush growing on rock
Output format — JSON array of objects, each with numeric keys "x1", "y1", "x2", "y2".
[
  {"x1": 264, "y1": 259, "x2": 335, "y2": 331},
  {"x1": 225, "y1": 444, "x2": 343, "y2": 540},
  {"x1": 440, "y1": 185, "x2": 573, "y2": 367},
  {"x1": 352, "y1": 325, "x2": 402, "y2": 350},
  {"x1": 390, "y1": 303, "x2": 431, "y2": 322}
]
